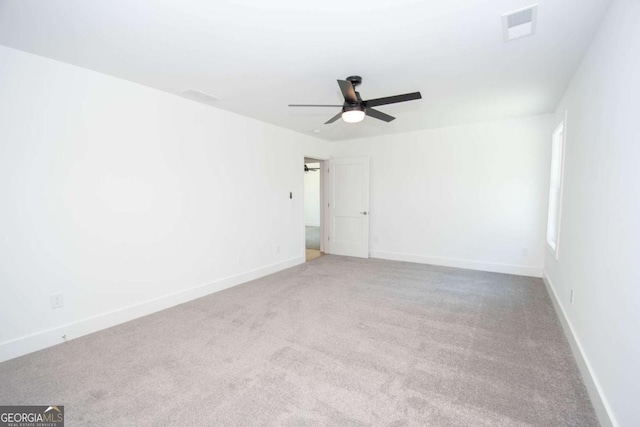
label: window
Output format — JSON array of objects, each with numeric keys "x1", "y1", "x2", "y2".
[{"x1": 546, "y1": 118, "x2": 566, "y2": 257}]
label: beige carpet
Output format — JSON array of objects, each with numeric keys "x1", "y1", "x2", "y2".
[{"x1": 0, "y1": 256, "x2": 597, "y2": 426}]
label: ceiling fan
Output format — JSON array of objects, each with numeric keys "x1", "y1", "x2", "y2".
[
  {"x1": 304, "y1": 164, "x2": 320, "y2": 172},
  {"x1": 289, "y1": 76, "x2": 421, "y2": 125}
]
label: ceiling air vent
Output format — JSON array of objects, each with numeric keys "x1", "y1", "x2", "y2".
[
  {"x1": 502, "y1": 5, "x2": 538, "y2": 42},
  {"x1": 180, "y1": 89, "x2": 220, "y2": 106}
]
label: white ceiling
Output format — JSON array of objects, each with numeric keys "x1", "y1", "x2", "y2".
[{"x1": 0, "y1": 0, "x2": 611, "y2": 141}]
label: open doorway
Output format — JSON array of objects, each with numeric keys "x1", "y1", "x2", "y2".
[{"x1": 304, "y1": 157, "x2": 324, "y2": 262}]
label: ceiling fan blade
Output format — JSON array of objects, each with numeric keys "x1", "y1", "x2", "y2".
[
  {"x1": 366, "y1": 108, "x2": 396, "y2": 122},
  {"x1": 364, "y1": 92, "x2": 422, "y2": 107},
  {"x1": 337, "y1": 80, "x2": 358, "y2": 104},
  {"x1": 325, "y1": 111, "x2": 342, "y2": 124},
  {"x1": 289, "y1": 104, "x2": 343, "y2": 107}
]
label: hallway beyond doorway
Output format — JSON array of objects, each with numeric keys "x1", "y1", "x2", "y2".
[
  {"x1": 305, "y1": 226, "x2": 323, "y2": 261},
  {"x1": 305, "y1": 226, "x2": 320, "y2": 250}
]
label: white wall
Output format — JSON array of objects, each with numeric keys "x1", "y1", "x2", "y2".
[
  {"x1": 0, "y1": 46, "x2": 330, "y2": 362},
  {"x1": 304, "y1": 163, "x2": 321, "y2": 226},
  {"x1": 332, "y1": 115, "x2": 553, "y2": 277},
  {"x1": 544, "y1": 0, "x2": 640, "y2": 425}
]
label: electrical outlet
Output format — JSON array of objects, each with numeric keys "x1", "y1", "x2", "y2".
[
  {"x1": 570, "y1": 289, "x2": 574, "y2": 304},
  {"x1": 50, "y1": 293, "x2": 64, "y2": 310},
  {"x1": 521, "y1": 248, "x2": 529, "y2": 257}
]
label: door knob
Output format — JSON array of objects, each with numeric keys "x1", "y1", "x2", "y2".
[{"x1": 359, "y1": 211, "x2": 368, "y2": 215}]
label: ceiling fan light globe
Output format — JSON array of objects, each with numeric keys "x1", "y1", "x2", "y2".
[{"x1": 342, "y1": 110, "x2": 365, "y2": 123}]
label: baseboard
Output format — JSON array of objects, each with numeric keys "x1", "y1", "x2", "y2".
[
  {"x1": 542, "y1": 273, "x2": 617, "y2": 427},
  {"x1": 0, "y1": 256, "x2": 304, "y2": 364},
  {"x1": 370, "y1": 250, "x2": 542, "y2": 277}
]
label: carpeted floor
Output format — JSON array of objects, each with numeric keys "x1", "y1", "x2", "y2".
[
  {"x1": 0, "y1": 256, "x2": 597, "y2": 426},
  {"x1": 305, "y1": 226, "x2": 320, "y2": 250}
]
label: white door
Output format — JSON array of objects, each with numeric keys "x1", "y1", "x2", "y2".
[{"x1": 329, "y1": 157, "x2": 370, "y2": 258}]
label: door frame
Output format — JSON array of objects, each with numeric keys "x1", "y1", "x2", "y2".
[{"x1": 302, "y1": 156, "x2": 330, "y2": 257}]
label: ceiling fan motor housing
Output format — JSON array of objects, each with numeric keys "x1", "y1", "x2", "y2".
[{"x1": 342, "y1": 103, "x2": 365, "y2": 114}]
